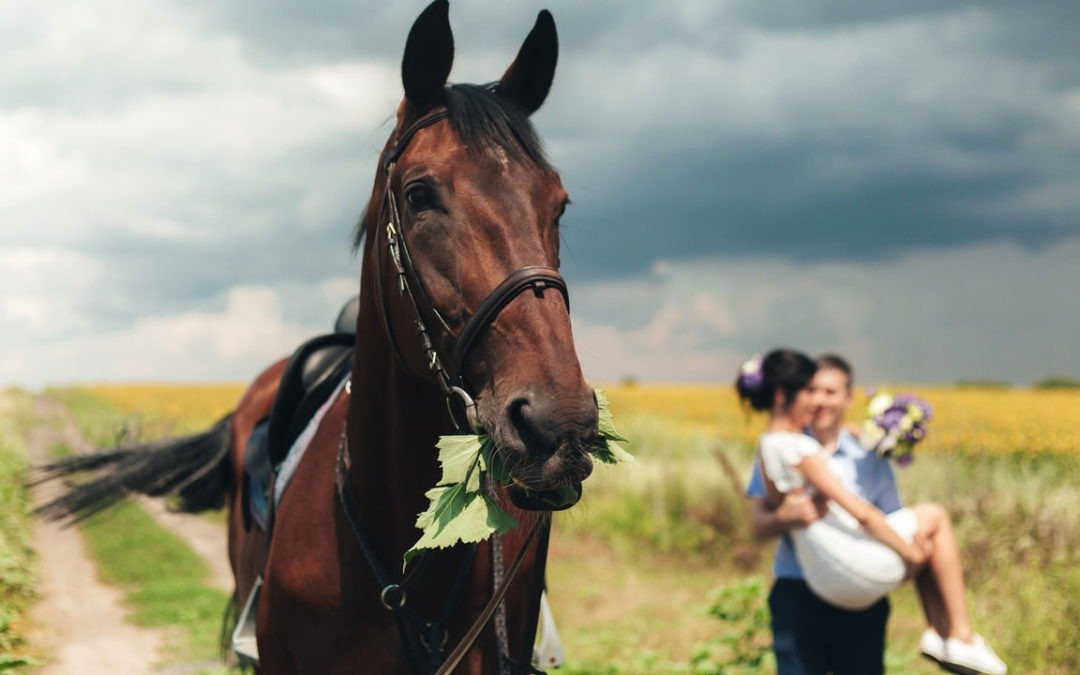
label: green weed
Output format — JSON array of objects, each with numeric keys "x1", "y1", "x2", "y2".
[
  {"x1": 78, "y1": 499, "x2": 230, "y2": 662},
  {"x1": 550, "y1": 414, "x2": 1079, "y2": 674},
  {"x1": 0, "y1": 390, "x2": 36, "y2": 671}
]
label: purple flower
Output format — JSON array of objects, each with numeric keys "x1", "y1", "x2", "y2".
[
  {"x1": 740, "y1": 371, "x2": 763, "y2": 391},
  {"x1": 894, "y1": 394, "x2": 915, "y2": 406},
  {"x1": 865, "y1": 391, "x2": 932, "y2": 464},
  {"x1": 738, "y1": 356, "x2": 764, "y2": 391},
  {"x1": 880, "y1": 408, "x2": 906, "y2": 430}
]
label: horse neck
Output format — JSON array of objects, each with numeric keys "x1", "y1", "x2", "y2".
[{"x1": 345, "y1": 266, "x2": 450, "y2": 559}]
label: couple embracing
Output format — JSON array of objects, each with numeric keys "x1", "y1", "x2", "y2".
[{"x1": 740, "y1": 351, "x2": 1007, "y2": 675}]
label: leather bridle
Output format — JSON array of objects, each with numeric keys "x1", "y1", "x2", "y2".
[
  {"x1": 374, "y1": 108, "x2": 570, "y2": 433},
  {"x1": 342, "y1": 107, "x2": 565, "y2": 674}
]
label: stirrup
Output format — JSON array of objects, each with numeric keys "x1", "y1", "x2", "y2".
[{"x1": 232, "y1": 576, "x2": 263, "y2": 665}]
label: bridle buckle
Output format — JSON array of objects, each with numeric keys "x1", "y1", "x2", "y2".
[
  {"x1": 448, "y1": 386, "x2": 481, "y2": 434},
  {"x1": 380, "y1": 583, "x2": 407, "y2": 611}
]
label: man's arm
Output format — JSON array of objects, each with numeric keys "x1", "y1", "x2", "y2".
[
  {"x1": 747, "y1": 491, "x2": 824, "y2": 540},
  {"x1": 745, "y1": 457, "x2": 824, "y2": 539}
]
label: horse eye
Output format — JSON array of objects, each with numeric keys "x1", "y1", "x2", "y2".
[{"x1": 405, "y1": 184, "x2": 433, "y2": 211}]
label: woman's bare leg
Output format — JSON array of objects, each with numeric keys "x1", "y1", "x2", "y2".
[
  {"x1": 916, "y1": 566, "x2": 949, "y2": 636},
  {"x1": 911, "y1": 502, "x2": 973, "y2": 641}
]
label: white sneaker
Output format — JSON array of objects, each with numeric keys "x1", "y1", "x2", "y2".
[
  {"x1": 919, "y1": 628, "x2": 946, "y2": 664},
  {"x1": 942, "y1": 634, "x2": 1007, "y2": 675}
]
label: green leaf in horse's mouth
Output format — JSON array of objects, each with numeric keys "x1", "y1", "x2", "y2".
[{"x1": 404, "y1": 387, "x2": 631, "y2": 568}]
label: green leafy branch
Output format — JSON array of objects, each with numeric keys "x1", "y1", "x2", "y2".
[{"x1": 404, "y1": 388, "x2": 632, "y2": 567}]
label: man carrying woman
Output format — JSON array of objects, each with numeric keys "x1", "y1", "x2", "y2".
[{"x1": 743, "y1": 352, "x2": 1006, "y2": 675}]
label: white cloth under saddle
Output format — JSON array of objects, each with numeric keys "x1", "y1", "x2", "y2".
[{"x1": 273, "y1": 374, "x2": 350, "y2": 508}]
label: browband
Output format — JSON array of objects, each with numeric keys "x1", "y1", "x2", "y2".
[{"x1": 384, "y1": 110, "x2": 450, "y2": 170}]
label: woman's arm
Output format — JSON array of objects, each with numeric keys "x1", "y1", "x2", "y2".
[{"x1": 795, "y1": 454, "x2": 924, "y2": 565}]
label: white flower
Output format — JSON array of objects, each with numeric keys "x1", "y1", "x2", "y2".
[
  {"x1": 877, "y1": 433, "x2": 898, "y2": 454},
  {"x1": 740, "y1": 356, "x2": 762, "y2": 375},
  {"x1": 868, "y1": 393, "x2": 893, "y2": 417},
  {"x1": 861, "y1": 421, "x2": 886, "y2": 449}
]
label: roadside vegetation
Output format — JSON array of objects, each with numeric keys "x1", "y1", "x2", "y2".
[
  {"x1": 0, "y1": 390, "x2": 36, "y2": 671},
  {"x1": 549, "y1": 386, "x2": 1079, "y2": 674},
  {"x1": 40, "y1": 383, "x2": 1080, "y2": 674}
]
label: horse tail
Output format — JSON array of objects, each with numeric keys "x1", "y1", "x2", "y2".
[{"x1": 34, "y1": 414, "x2": 233, "y2": 523}]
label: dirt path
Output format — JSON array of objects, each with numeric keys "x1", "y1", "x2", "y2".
[
  {"x1": 25, "y1": 395, "x2": 165, "y2": 674},
  {"x1": 138, "y1": 498, "x2": 233, "y2": 593}
]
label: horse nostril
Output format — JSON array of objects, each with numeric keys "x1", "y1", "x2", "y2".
[
  {"x1": 508, "y1": 396, "x2": 528, "y2": 428},
  {"x1": 507, "y1": 395, "x2": 549, "y2": 457}
]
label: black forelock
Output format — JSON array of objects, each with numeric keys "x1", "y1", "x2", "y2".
[
  {"x1": 352, "y1": 83, "x2": 552, "y2": 251},
  {"x1": 444, "y1": 83, "x2": 551, "y2": 169}
]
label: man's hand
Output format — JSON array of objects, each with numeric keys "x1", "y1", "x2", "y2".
[
  {"x1": 748, "y1": 489, "x2": 826, "y2": 540},
  {"x1": 775, "y1": 490, "x2": 825, "y2": 528}
]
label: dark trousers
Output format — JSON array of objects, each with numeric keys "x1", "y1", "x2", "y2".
[{"x1": 768, "y1": 579, "x2": 890, "y2": 675}]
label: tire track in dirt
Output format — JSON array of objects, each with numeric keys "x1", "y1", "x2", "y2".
[
  {"x1": 25, "y1": 395, "x2": 165, "y2": 675},
  {"x1": 137, "y1": 498, "x2": 233, "y2": 593},
  {"x1": 25, "y1": 397, "x2": 238, "y2": 669}
]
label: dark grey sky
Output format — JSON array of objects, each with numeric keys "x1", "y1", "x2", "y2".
[{"x1": 1, "y1": 0, "x2": 1077, "y2": 386}]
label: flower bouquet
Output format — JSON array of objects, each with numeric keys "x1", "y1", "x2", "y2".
[{"x1": 860, "y1": 391, "x2": 932, "y2": 465}]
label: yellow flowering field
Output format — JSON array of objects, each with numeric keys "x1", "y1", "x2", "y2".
[
  {"x1": 80, "y1": 383, "x2": 247, "y2": 435},
  {"x1": 76, "y1": 383, "x2": 1080, "y2": 456},
  {"x1": 604, "y1": 384, "x2": 1080, "y2": 457}
]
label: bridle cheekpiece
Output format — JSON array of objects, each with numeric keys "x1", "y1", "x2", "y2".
[{"x1": 376, "y1": 108, "x2": 570, "y2": 434}]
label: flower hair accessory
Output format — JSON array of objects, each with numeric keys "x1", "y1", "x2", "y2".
[{"x1": 738, "y1": 355, "x2": 764, "y2": 391}]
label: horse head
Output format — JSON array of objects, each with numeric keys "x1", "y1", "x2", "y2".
[{"x1": 359, "y1": 0, "x2": 597, "y2": 511}]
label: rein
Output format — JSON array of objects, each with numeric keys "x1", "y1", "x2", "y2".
[{"x1": 335, "y1": 427, "x2": 546, "y2": 674}]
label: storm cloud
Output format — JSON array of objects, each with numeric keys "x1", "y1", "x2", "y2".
[{"x1": 1, "y1": 0, "x2": 1077, "y2": 386}]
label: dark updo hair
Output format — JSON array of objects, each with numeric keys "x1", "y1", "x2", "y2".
[{"x1": 735, "y1": 348, "x2": 818, "y2": 412}]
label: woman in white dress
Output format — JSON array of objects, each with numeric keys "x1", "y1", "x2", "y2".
[{"x1": 738, "y1": 349, "x2": 1006, "y2": 675}]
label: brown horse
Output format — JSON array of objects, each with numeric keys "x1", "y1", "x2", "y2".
[{"x1": 37, "y1": 2, "x2": 599, "y2": 673}]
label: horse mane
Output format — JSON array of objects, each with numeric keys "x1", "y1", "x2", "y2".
[{"x1": 352, "y1": 83, "x2": 552, "y2": 250}]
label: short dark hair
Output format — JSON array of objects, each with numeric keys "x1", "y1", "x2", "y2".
[
  {"x1": 816, "y1": 353, "x2": 853, "y2": 389},
  {"x1": 736, "y1": 349, "x2": 818, "y2": 412}
]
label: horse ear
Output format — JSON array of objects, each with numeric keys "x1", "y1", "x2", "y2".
[
  {"x1": 402, "y1": 0, "x2": 454, "y2": 113},
  {"x1": 496, "y1": 10, "x2": 558, "y2": 115}
]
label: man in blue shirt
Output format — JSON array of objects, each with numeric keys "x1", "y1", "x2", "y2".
[{"x1": 745, "y1": 355, "x2": 902, "y2": 675}]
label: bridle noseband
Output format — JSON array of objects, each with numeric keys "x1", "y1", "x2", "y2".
[{"x1": 375, "y1": 109, "x2": 570, "y2": 433}]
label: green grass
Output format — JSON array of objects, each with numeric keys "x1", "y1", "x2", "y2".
[
  {"x1": 77, "y1": 497, "x2": 230, "y2": 662},
  {"x1": 47, "y1": 392, "x2": 234, "y2": 670},
  {"x1": 41, "y1": 385, "x2": 1080, "y2": 673},
  {"x1": 0, "y1": 390, "x2": 37, "y2": 672},
  {"x1": 547, "y1": 413, "x2": 1080, "y2": 674},
  {"x1": 894, "y1": 452, "x2": 1080, "y2": 673}
]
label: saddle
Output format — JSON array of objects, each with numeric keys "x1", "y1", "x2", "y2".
[{"x1": 241, "y1": 296, "x2": 358, "y2": 531}]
